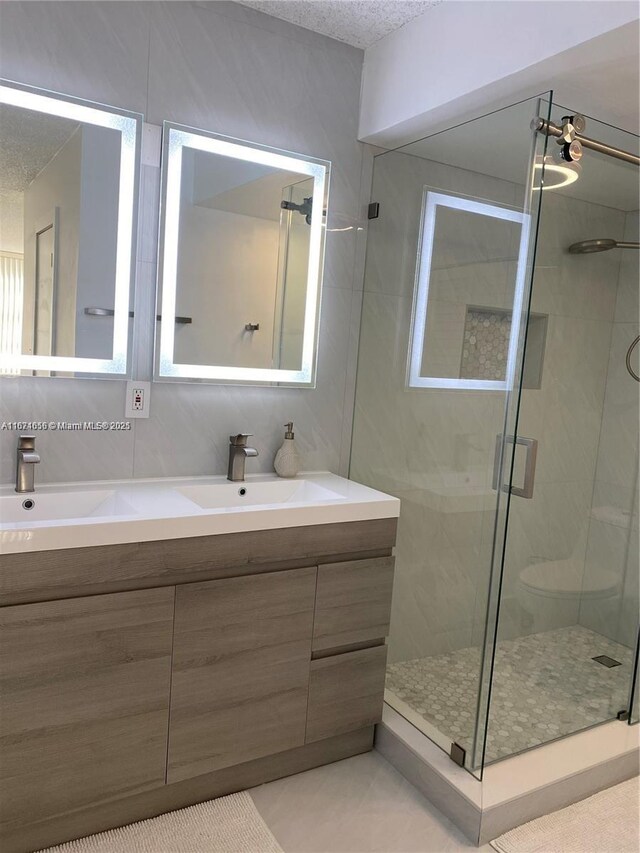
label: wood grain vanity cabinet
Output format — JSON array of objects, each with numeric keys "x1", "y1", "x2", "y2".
[
  {"x1": 306, "y1": 645, "x2": 389, "y2": 743},
  {"x1": 312, "y1": 556, "x2": 395, "y2": 651},
  {"x1": 167, "y1": 568, "x2": 317, "y2": 782},
  {"x1": 0, "y1": 588, "x2": 174, "y2": 829},
  {"x1": 0, "y1": 518, "x2": 397, "y2": 853}
]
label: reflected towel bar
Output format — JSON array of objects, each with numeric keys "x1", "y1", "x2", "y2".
[{"x1": 84, "y1": 307, "x2": 192, "y2": 324}]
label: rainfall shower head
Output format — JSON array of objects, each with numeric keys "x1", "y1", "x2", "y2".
[{"x1": 568, "y1": 238, "x2": 640, "y2": 254}]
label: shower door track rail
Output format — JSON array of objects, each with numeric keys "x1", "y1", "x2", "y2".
[{"x1": 532, "y1": 117, "x2": 640, "y2": 166}]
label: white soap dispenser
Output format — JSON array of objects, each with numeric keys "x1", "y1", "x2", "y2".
[{"x1": 274, "y1": 422, "x2": 300, "y2": 478}]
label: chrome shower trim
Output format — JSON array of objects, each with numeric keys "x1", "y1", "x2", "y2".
[
  {"x1": 532, "y1": 117, "x2": 640, "y2": 166},
  {"x1": 568, "y1": 239, "x2": 640, "y2": 254},
  {"x1": 626, "y1": 335, "x2": 640, "y2": 383}
]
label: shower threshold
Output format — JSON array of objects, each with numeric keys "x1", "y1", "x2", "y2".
[{"x1": 375, "y1": 703, "x2": 639, "y2": 845}]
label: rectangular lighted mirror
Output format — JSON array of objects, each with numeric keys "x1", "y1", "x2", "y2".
[
  {"x1": 156, "y1": 122, "x2": 329, "y2": 385},
  {"x1": 0, "y1": 80, "x2": 141, "y2": 377},
  {"x1": 407, "y1": 190, "x2": 531, "y2": 391}
]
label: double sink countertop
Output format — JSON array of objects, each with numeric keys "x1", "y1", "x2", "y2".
[{"x1": 0, "y1": 472, "x2": 400, "y2": 555}]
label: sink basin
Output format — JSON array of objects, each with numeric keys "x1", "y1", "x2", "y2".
[
  {"x1": 0, "y1": 489, "x2": 136, "y2": 523},
  {"x1": 0, "y1": 472, "x2": 400, "y2": 555},
  {"x1": 177, "y1": 478, "x2": 345, "y2": 510}
]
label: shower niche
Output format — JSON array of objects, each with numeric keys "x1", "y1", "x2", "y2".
[{"x1": 460, "y1": 306, "x2": 547, "y2": 389}]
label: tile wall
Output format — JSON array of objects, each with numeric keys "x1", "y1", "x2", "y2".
[
  {"x1": 580, "y1": 211, "x2": 639, "y2": 648},
  {"x1": 350, "y1": 146, "x2": 527, "y2": 663},
  {"x1": 498, "y1": 191, "x2": 626, "y2": 641},
  {"x1": 0, "y1": 1, "x2": 369, "y2": 483}
]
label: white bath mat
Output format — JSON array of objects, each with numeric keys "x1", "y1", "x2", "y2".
[
  {"x1": 490, "y1": 776, "x2": 639, "y2": 853},
  {"x1": 39, "y1": 790, "x2": 283, "y2": 853}
]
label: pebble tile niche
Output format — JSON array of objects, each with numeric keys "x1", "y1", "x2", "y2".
[
  {"x1": 459, "y1": 306, "x2": 547, "y2": 388},
  {"x1": 460, "y1": 308, "x2": 511, "y2": 381}
]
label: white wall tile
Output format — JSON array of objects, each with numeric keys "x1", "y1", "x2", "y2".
[
  {"x1": 0, "y1": 1, "x2": 150, "y2": 113},
  {"x1": 0, "y1": 375, "x2": 135, "y2": 484},
  {"x1": 0, "y1": 1, "x2": 367, "y2": 485},
  {"x1": 614, "y1": 211, "x2": 639, "y2": 323},
  {"x1": 580, "y1": 207, "x2": 639, "y2": 646}
]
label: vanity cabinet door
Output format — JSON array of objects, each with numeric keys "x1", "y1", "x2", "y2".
[
  {"x1": 167, "y1": 567, "x2": 316, "y2": 783},
  {"x1": 0, "y1": 587, "x2": 174, "y2": 831}
]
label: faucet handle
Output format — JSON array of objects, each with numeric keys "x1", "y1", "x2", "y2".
[
  {"x1": 18, "y1": 435, "x2": 36, "y2": 451},
  {"x1": 229, "y1": 433, "x2": 253, "y2": 446}
]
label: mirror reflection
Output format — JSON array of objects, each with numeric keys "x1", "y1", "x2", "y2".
[
  {"x1": 175, "y1": 149, "x2": 313, "y2": 371},
  {"x1": 408, "y1": 190, "x2": 530, "y2": 390},
  {"x1": 157, "y1": 124, "x2": 329, "y2": 385},
  {"x1": 0, "y1": 82, "x2": 140, "y2": 376}
]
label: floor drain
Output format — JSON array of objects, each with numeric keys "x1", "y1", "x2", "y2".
[{"x1": 592, "y1": 654, "x2": 622, "y2": 668}]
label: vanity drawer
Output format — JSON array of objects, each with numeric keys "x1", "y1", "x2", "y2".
[
  {"x1": 305, "y1": 644, "x2": 388, "y2": 743},
  {"x1": 312, "y1": 556, "x2": 395, "y2": 652}
]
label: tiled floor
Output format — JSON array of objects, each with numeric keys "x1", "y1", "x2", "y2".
[
  {"x1": 250, "y1": 751, "x2": 492, "y2": 852},
  {"x1": 386, "y1": 625, "x2": 634, "y2": 762}
]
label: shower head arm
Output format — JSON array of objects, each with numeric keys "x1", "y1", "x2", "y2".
[{"x1": 568, "y1": 239, "x2": 640, "y2": 254}]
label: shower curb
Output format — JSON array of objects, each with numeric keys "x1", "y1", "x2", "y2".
[{"x1": 375, "y1": 704, "x2": 639, "y2": 846}]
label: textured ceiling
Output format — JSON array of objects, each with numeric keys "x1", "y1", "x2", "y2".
[
  {"x1": 235, "y1": 1, "x2": 442, "y2": 49},
  {"x1": 0, "y1": 106, "x2": 79, "y2": 193}
]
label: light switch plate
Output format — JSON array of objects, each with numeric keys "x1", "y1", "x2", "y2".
[{"x1": 125, "y1": 380, "x2": 151, "y2": 419}]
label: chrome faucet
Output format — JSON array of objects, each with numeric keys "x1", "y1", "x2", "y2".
[
  {"x1": 227, "y1": 434, "x2": 258, "y2": 482},
  {"x1": 15, "y1": 435, "x2": 41, "y2": 493}
]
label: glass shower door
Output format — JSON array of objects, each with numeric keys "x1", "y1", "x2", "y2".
[
  {"x1": 479, "y1": 107, "x2": 640, "y2": 768},
  {"x1": 350, "y1": 94, "x2": 552, "y2": 778}
]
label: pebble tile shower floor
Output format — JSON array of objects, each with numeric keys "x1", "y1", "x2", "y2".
[{"x1": 385, "y1": 625, "x2": 634, "y2": 762}]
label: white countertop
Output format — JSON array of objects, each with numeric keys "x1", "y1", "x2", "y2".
[{"x1": 0, "y1": 471, "x2": 400, "y2": 555}]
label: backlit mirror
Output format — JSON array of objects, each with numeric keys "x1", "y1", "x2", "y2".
[
  {"x1": 0, "y1": 80, "x2": 141, "y2": 376},
  {"x1": 407, "y1": 190, "x2": 531, "y2": 390},
  {"x1": 156, "y1": 122, "x2": 329, "y2": 385}
]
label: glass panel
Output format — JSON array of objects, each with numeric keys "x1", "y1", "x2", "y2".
[
  {"x1": 34, "y1": 224, "x2": 55, "y2": 357},
  {"x1": 274, "y1": 178, "x2": 314, "y2": 370},
  {"x1": 486, "y1": 107, "x2": 640, "y2": 762},
  {"x1": 349, "y1": 94, "x2": 551, "y2": 778}
]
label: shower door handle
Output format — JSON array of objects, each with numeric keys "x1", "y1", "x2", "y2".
[{"x1": 493, "y1": 434, "x2": 538, "y2": 499}]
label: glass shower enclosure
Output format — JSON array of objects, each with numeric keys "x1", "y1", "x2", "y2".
[{"x1": 350, "y1": 94, "x2": 640, "y2": 777}]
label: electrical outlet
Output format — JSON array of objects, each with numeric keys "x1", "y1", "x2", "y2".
[
  {"x1": 125, "y1": 380, "x2": 151, "y2": 419},
  {"x1": 133, "y1": 388, "x2": 144, "y2": 411}
]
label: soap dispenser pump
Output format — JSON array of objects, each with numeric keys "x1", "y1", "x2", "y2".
[{"x1": 274, "y1": 422, "x2": 300, "y2": 478}]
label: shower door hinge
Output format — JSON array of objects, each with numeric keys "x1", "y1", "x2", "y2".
[
  {"x1": 368, "y1": 202, "x2": 380, "y2": 220},
  {"x1": 617, "y1": 710, "x2": 630, "y2": 721},
  {"x1": 450, "y1": 742, "x2": 466, "y2": 767}
]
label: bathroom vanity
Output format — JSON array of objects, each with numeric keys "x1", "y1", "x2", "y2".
[{"x1": 0, "y1": 473, "x2": 399, "y2": 853}]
